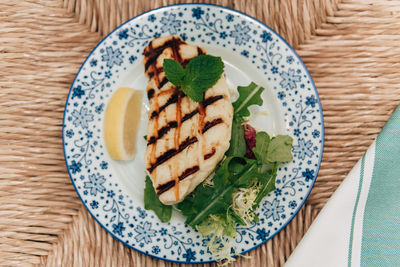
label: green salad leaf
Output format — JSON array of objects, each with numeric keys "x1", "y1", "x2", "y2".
[
  {"x1": 232, "y1": 82, "x2": 265, "y2": 118},
  {"x1": 177, "y1": 156, "x2": 259, "y2": 226},
  {"x1": 252, "y1": 131, "x2": 271, "y2": 163},
  {"x1": 225, "y1": 119, "x2": 246, "y2": 157},
  {"x1": 254, "y1": 175, "x2": 276, "y2": 208},
  {"x1": 144, "y1": 176, "x2": 172, "y2": 222},
  {"x1": 196, "y1": 214, "x2": 237, "y2": 238},
  {"x1": 267, "y1": 135, "x2": 294, "y2": 163},
  {"x1": 226, "y1": 82, "x2": 266, "y2": 157},
  {"x1": 163, "y1": 55, "x2": 224, "y2": 102}
]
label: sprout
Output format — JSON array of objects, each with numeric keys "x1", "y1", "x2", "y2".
[
  {"x1": 231, "y1": 181, "x2": 261, "y2": 225},
  {"x1": 196, "y1": 179, "x2": 262, "y2": 265},
  {"x1": 196, "y1": 214, "x2": 236, "y2": 264}
]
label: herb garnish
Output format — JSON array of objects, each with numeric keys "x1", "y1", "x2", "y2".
[{"x1": 163, "y1": 55, "x2": 224, "y2": 102}]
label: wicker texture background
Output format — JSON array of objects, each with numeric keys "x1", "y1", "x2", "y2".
[{"x1": 1, "y1": 0, "x2": 399, "y2": 266}]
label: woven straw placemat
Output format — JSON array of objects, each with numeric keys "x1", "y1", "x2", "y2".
[{"x1": 1, "y1": 0, "x2": 399, "y2": 266}]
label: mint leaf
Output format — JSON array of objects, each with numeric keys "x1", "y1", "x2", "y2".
[
  {"x1": 163, "y1": 55, "x2": 224, "y2": 102},
  {"x1": 232, "y1": 82, "x2": 264, "y2": 117},
  {"x1": 252, "y1": 132, "x2": 271, "y2": 163},
  {"x1": 267, "y1": 135, "x2": 293, "y2": 163},
  {"x1": 144, "y1": 176, "x2": 172, "y2": 222},
  {"x1": 183, "y1": 55, "x2": 224, "y2": 93},
  {"x1": 225, "y1": 119, "x2": 246, "y2": 157},
  {"x1": 163, "y1": 59, "x2": 185, "y2": 85},
  {"x1": 181, "y1": 83, "x2": 204, "y2": 102}
]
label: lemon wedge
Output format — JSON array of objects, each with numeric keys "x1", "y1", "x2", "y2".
[{"x1": 104, "y1": 87, "x2": 143, "y2": 160}]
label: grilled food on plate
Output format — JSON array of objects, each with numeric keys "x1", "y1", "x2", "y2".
[{"x1": 143, "y1": 36, "x2": 233, "y2": 205}]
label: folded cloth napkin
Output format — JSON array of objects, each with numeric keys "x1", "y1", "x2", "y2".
[{"x1": 285, "y1": 105, "x2": 400, "y2": 267}]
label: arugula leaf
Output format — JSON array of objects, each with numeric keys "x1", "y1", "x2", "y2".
[
  {"x1": 163, "y1": 55, "x2": 224, "y2": 102},
  {"x1": 214, "y1": 156, "x2": 235, "y2": 187},
  {"x1": 163, "y1": 59, "x2": 185, "y2": 85},
  {"x1": 227, "y1": 157, "x2": 246, "y2": 174},
  {"x1": 144, "y1": 176, "x2": 172, "y2": 222},
  {"x1": 267, "y1": 135, "x2": 293, "y2": 163},
  {"x1": 254, "y1": 175, "x2": 276, "y2": 207},
  {"x1": 252, "y1": 132, "x2": 271, "y2": 163},
  {"x1": 177, "y1": 178, "x2": 216, "y2": 218},
  {"x1": 184, "y1": 186, "x2": 235, "y2": 226},
  {"x1": 225, "y1": 119, "x2": 246, "y2": 157},
  {"x1": 233, "y1": 160, "x2": 258, "y2": 187},
  {"x1": 178, "y1": 156, "x2": 258, "y2": 226},
  {"x1": 232, "y1": 82, "x2": 265, "y2": 117}
]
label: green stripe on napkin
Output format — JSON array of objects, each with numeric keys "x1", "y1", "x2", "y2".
[
  {"x1": 348, "y1": 154, "x2": 365, "y2": 267},
  {"x1": 361, "y1": 106, "x2": 400, "y2": 266}
]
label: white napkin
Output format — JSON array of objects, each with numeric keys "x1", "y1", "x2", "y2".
[{"x1": 285, "y1": 105, "x2": 400, "y2": 267}]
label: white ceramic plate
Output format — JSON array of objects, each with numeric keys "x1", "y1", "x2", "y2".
[{"x1": 63, "y1": 4, "x2": 324, "y2": 263}]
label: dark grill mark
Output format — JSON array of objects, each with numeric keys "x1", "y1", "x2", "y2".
[
  {"x1": 149, "y1": 92, "x2": 185, "y2": 120},
  {"x1": 151, "y1": 106, "x2": 201, "y2": 124},
  {"x1": 179, "y1": 136, "x2": 198, "y2": 151},
  {"x1": 202, "y1": 95, "x2": 223, "y2": 108},
  {"x1": 204, "y1": 148, "x2": 216, "y2": 160},
  {"x1": 178, "y1": 166, "x2": 200, "y2": 181},
  {"x1": 148, "y1": 136, "x2": 156, "y2": 145},
  {"x1": 148, "y1": 67, "x2": 163, "y2": 80},
  {"x1": 147, "y1": 121, "x2": 178, "y2": 146},
  {"x1": 156, "y1": 180, "x2": 176, "y2": 196},
  {"x1": 149, "y1": 100, "x2": 219, "y2": 144},
  {"x1": 158, "y1": 121, "x2": 177, "y2": 138},
  {"x1": 181, "y1": 59, "x2": 190, "y2": 67},
  {"x1": 158, "y1": 77, "x2": 168, "y2": 89},
  {"x1": 148, "y1": 136, "x2": 198, "y2": 173},
  {"x1": 202, "y1": 118, "x2": 223, "y2": 134},
  {"x1": 158, "y1": 92, "x2": 179, "y2": 113},
  {"x1": 181, "y1": 58, "x2": 191, "y2": 68},
  {"x1": 147, "y1": 89, "x2": 155, "y2": 100},
  {"x1": 144, "y1": 38, "x2": 184, "y2": 71},
  {"x1": 148, "y1": 149, "x2": 176, "y2": 173},
  {"x1": 170, "y1": 39, "x2": 183, "y2": 63},
  {"x1": 197, "y1": 47, "x2": 204, "y2": 55},
  {"x1": 150, "y1": 111, "x2": 158, "y2": 119},
  {"x1": 181, "y1": 48, "x2": 204, "y2": 67},
  {"x1": 181, "y1": 109, "x2": 199, "y2": 123}
]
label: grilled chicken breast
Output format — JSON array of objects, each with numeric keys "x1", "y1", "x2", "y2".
[{"x1": 144, "y1": 36, "x2": 233, "y2": 205}]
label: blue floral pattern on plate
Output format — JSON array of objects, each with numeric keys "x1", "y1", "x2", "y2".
[{"x1": 62, "y1": 4, "x2": 324, "y2": 263}]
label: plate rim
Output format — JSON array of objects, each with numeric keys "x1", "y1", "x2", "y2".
[{"x1": 62, "y1": 3, "x2": 325, "y2": 263}]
